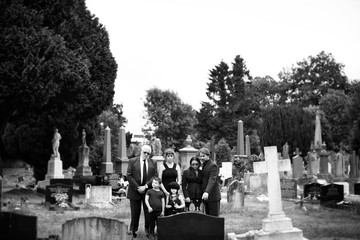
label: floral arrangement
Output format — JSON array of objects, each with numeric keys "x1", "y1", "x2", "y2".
[{"x1": 55, "y1": 193, "x2": 69, "y2": 208}]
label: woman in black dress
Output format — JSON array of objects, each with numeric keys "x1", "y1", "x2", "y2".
[
  {"x1": 181, "y1": 157, "x2": 203, "y2": 211},
  {"x1": 159, "y1": 148, "x2": 182, "y2": 197}
]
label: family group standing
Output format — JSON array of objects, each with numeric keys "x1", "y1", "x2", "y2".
[{"x1": 126, "y1": 145, "x2": 221, "y2": 239}]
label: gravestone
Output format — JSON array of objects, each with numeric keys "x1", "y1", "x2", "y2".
[
  {"x1": 253, "y1": 146, "x2": 305, "y2": 240},
  {"x1": 50, "y1": 178, "x2": 73, "y2": 186},
  {"x1": 303, "y1": 183, "x2": 322, "y2": 200},
  {"x1": 320, "y1": 184, "x2": 344, "y2": 206},
  {"x1": 0, "y1": 211, "x2": 37, "y2": 240},
  {"x1": 227, "y1": 179, "x2": 244, "y2": 209},
  {"x1": 292, "y1": 149, "x2": 305, "y2": 179},
  {"x1": 334, "y1": 181, "x2": 349, "y2": 195},
  {"x1": 355, "y1": 183, "x2": 360, "y2": 195},
  {"x1": 88, "y1": 185, "x2": 113, "y2": 208},
  {"x1": 280, "y1": 179, "x2": 297, "y2": 199},
  {"x1": 62, "y1": 217, "x2": 127, "y2": 240},
  {"x1": 115, "y1": 126, "x2": 129, "y2": 175},
  {"x1": 219, "y1": 162, "x2": 232, "y2": 181},
  {"x1": 75, "y1": 129, "x2": 93, "y2": 177},
  {"x1": 157, "y1": 212, "x2": 224, "y2": 240},
  {"x1": 244, "y1": 172, "x2": 267, "y2": 195},
  {"x1": 46, "y1": 183, "x2": 73, "y2": 204}
]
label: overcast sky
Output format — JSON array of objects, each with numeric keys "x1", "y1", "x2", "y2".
[{"x1": 85, "y1": 0, "x2": 360, "y2": 134}]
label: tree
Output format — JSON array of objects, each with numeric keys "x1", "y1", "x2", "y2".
[
  {"x1": 0, "y1": 0, "x2": 117, "y2": 179},
  {"x1": 278, "y1": 51, "x2": 350, "y2": 107},
  {"x1": 196, "y1": 55, "x2": 259, "y2": 147},
  {"x1": 319, "y1": 89, "x2": 351, "y2": 150},
  {"x1": 144, "y1": 88, "x2": 197, "y2": 148},
  {"x1": 259, "y1": 105, "x2": 314, "y2": 156}
]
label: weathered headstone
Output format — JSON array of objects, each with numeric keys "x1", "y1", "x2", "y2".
[
  {"x1": 46, "y1": 183, "x2": 73, "y2": 205},
  {"x1": 157, "y1": 212, "x2": 224, "y2": 240},
  {"x1": 219, "y1": 162, "x2": 232, "y2": 181},
  {"x1": 75, "y1": 129, "x2": 93, "y2": 177},
  {"x1": 227, "y1": 179, "x2": 244, "y2": 209},
  {"x1": 0, "y1": 212, "x2": 37, "y2": 240},
  {"x1": 62, "y1": 217, "x2": 127, "y2": 240},
  {"x1": 280, "y1": 179, "x2": 297, "y2": 199},
  {"x1": 245, "y1": 135, "x2": 251, "y2": 157},
  {"x1": 334, "y1": 181, "x2": 349, "y2": 195},
  {"x1": 88, "y1": 185, "x2": 113, "y2": 208},
  {"x1": 292, "y1": 150, "x2": 305, "y2": 179},
  {"x1": 152, "y1": 137, "x2": 165, "y2": 174},
  {"x1": 320, "y1": 183, "x2": 344, "y2": 206},
  {"x1": 244, "y1": 172, "x2": 267, "y2": 195},
  {"x1": 237, "y1": 120, "x2": 244, "y2": 155},
  {"x1": 101, "y1": 126, "x2": 113, "y2": 175},
  {"x1": 115, "y1": 126, "x2": 128, "y2": 176},
  {"x1": 303, "y1": 183, "x2": 322, "y2": 200},
  {"x1": 253, "y1": 146, "x2": 305, "y2": 240}
]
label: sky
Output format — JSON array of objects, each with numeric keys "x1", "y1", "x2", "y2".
[{"x1": 85, "y1": 0, "x2": 360, "y2": 134}]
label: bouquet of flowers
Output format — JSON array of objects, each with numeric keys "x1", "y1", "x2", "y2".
[{"x1": 55, "y1": 193, "x2": 69, "y2": 208}]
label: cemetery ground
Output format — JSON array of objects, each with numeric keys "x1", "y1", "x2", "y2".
[{"x1": 2, "y1": 168, "x2": 360, "y2": 240}]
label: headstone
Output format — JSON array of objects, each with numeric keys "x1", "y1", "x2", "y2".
[
  {"x1": 292, "y1": 152, "x2": 305, "y2": 179},
  {"x1": 50, "y1": 178, "x2": 73, "y2": 186},
  {"x1": 115, "y1": 127, "x2": 129, "y2": 176},
  {"x1": 0, "y1": 211, "x2": 37, "y2": 240},
  {"x1": 309, "y1": 150, "x2": 320, "y2": 176},
  {"x1": 244, "y1": 172, "x2": 267, "y2": 195},
  {"x1": 280, "y1": 179, "x2": 297, "y2": 199},
  {"x1": 46, "y1": 183, "x2": 73, "y2": 205},
  {"x1": 282, "y1": 142, "x2": 289, "y2": 159},
  {"x1": 320, "y1": 184, "x2": 344, "y2": 206},
  {"x1": 355, "y1": 183, "x2": 360, "y2": 195},
  {"x1": 219, "y1": 162, "x2": 232, "y2": 180},
  {"x1": 62, "y1": 217, "x2": 127, "y2": 240},
  {"x1": 75, "y1": 129, "x2": 93, "y2": 177},
  {"x1": 88, "y1": 185, "x2": 113, "y2": 208},
  {"x1": 227, "y1": 180, "x2": 244, "y2": 209},
  {"x1": 100, "y1": 126, "x2": 113, "y2": 175},
  {"x1": 253, "y1": 146, "x2": 305, "y2": 240},
  {"x1": 334, "y1": 181, "x2": 349, "y2": 195},
  {"x1": 335, "y1": 149, "x2": 346, "y2": 178},
  {"x1": 157, "y1": 212, "x2": 224, "y2": 240},
  {"x1": 303, "y1": 183, "x2": 322, "y2": 200},
  {"x1": 152, "y1": 137, "x2": 165, "y2": 173},
  {"x1": 349, "y1": 151, "x2": 358, "y2": 178}
]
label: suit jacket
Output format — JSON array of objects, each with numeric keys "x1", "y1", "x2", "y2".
[
  {"x1": 201, "y1": 160, "x2": 221, "y2": 202},
  {"x1": 126, "y1": 156, "x2": 158, "y2": 200}
]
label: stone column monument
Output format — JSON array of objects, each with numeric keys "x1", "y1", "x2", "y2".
[
  {"x1": 100, "y1": 126, "x2": 114, "y2": 175},
  {"x1": 116, "y1": 127, "x2": 128, "y2": 176},
  {"x1": 151, "y1": 138, "x2": 164, "y2": 174}
]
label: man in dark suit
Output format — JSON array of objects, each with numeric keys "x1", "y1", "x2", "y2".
[
  {"x1": 127, "y1": 144, "x2": 158, "y2": 238},
  {"x1": 199, "y1": 147, "x2": 221, "y2": 216}
]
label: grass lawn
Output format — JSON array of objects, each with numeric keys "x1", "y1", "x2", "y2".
[{"x1": 2, "y1": 168, "x2": 360, "y2": 240}]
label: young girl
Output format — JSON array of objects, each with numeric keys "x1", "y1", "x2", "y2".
[
  {"x1": 145, "y1": 177, "x2": 165, "y2": 240},
  {"x1": 165, "y1": 182, "x2": 185, "y2": 215}
]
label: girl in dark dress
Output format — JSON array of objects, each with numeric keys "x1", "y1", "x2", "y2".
[
  {"x1": 159, "y1": 148, "x2": 182, "y2": 196},
  {"x1": 165, "y1": 182, "x2": 185, "y2": 215},
  {"x1": 181, "y1": 157, "x2": 203, "y2": 211}
]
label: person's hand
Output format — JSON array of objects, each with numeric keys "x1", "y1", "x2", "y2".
[
  {"x1": 165, "y1": 205, "x2": 171, "y2": 208},
  {"x1": 202, "y1": 192, "x2": 209, "y2": 201},
  {"x1": 137, "y1": 186, "x2": 146, "y2": 193},
  {"x1": 185, "y1": 197, "x2": 191, "y2": 202},
  {"x1": 160, "y1": 211, "x2": 164, "y2": 216},
  {"x1": 164, "y1": 191, "x2": 170, "y2": 197},
  {"x1": 148, "y1": 207, "x2": 153, "y2": 213}
]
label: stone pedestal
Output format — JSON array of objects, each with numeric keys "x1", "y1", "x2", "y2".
[
  {"x1": 255, "y1": 228, "x2": 306, "y2": 240},
  {"x1": 152, "y1": 155, "x2": 165, "y2": 174},
  {"x1": 45, "y1": 155, "x2": 64, "y2": 180},
  {"x1": 116, "y1": 126, "x2": 129, "y2": 176},
  {"x1": 179, "y1": 136, "x2": 198, "y2": 172}
]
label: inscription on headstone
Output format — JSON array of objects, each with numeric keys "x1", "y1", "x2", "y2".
[
  {"x1": 280, "y1": 179, "x2": 297, "y2": 199},
  {"x1": 303, "y1": 183, "x2": 322, "y2": 200},
  {"x1": 320, "y1": 184, "x2": 344, "y2": 204},
  {"x1": 46, "y1": 183, "x2": 73, "y2": 204}
]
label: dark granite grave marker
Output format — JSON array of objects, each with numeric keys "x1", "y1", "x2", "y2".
[
  {"x1": 303, "y1": 183, "x2": 322, "y2": 200},
  {"x1": 280, "y1": 179, "x2": 297, "y2": 199},
  {"x1": 50, "y1": 178, "x2": 73, "y2": 186},
  {"x1": 354, "y1": 183, "x2": 360, "y2": 195},
  {"x1": 0, "y1": 212, "x2": 37, "y2": 240},
  {"x1": 46, "y1": 183, "x2": 73, "y2": 204},
  {"x1": 157, "y1": 212, "x2": 224, "y2": 240},
  {"x1": 320, "y1": 184, "x2": 344, "y2": 205}
]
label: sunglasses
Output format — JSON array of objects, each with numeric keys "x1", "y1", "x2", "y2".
[
  {"x1": 143, "y1": 152, "x2": 150, "y2": 155},
  {"x1": 191, "y1": 163, "x2": 199, "y2": 166}
]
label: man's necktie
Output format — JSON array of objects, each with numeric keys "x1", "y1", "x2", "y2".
[{"x1": 142, "y1": 159, "x2": 147, "y2": 184}]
